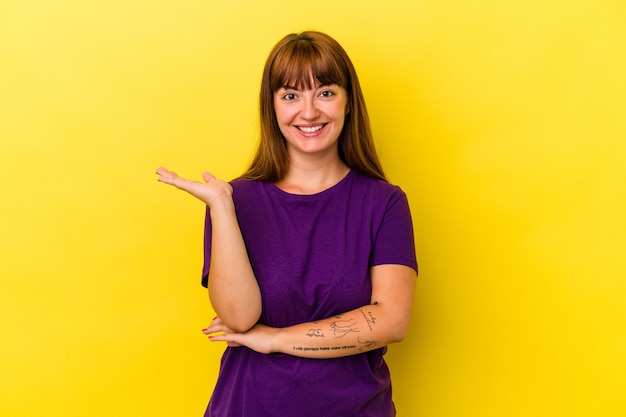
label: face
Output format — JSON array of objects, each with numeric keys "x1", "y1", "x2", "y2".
[{"x1": 274, "y1": 83, "x2": 348, "y2": 159}]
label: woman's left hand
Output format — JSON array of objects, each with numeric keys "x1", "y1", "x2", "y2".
[{"x1": 202, "y1": 317, "x2": 278, "y2": 354}]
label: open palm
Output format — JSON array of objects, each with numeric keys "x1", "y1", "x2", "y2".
[{"x1": 155, "y1": 167, "x2": 233, "y2": 207}]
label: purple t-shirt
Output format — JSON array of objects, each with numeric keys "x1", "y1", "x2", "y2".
[{"x1": 201, "y1": 169, "x2": 417, "y2": 417}]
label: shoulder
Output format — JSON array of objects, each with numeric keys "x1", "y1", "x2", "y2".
[
  {"x1": 229, "y1": 177, "x2": 268, "y2": 195},
  {"x1": 230, "y1": 177, "x2": 258, "y2": 189},
  {"x1": 228, "y1": 178, "x2": 271, "y2": 209},
  {"x1": 350, "y1": 170, "x2": 408, "y2": 201}
]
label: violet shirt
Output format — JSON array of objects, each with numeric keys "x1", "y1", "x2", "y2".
[{"x1": 201, "y1": 170, "x2": 417, "y2": 417}]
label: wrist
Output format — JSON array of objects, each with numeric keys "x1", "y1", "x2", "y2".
[
  {"x1": 207, "y1": 193, "x2": 235, "y2": 213},
  {"x1": 271, "y1": 326, "x2": 287, "y2": 354}
]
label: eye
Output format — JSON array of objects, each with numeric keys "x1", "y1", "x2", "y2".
[
  {"x1": 282, "y1": 92, "x2": 297, "y2": 101},
  {"x1": 320, "y1": 90, "x2": 335, "y2": 98}
]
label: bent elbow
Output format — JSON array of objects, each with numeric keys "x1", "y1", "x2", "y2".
[
  {"x1": 230, "y1": 314, "x2": 260, "y2": 333},
  {"x1": 388, "y1": 329, "x2": 408, "y2": 344},
  {"x1": 209, "y1": 289, "x2": 262, "y2": 333},
  {"x1": 221, "y1": 307, "x2": 262, "y2": 333},
  {"x1": 387, "y1": 318, "x2": 412, "y2": 344}
]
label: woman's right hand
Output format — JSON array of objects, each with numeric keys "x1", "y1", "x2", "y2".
[{"x1": 155, "y1": 167, "x2": 233, "y2": 207}]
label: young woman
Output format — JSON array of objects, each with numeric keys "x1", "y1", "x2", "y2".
[{"x1": 157, "y1": 31, "x2": 417, "y2": 417}]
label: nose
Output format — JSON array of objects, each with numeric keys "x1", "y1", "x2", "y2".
[{"x1": 300, "y1": 94, "x2": 320, "y2": 120}]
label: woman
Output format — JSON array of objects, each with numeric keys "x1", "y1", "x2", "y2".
[{"x1": 157, "y1": 31, "x2": 417, "y2": 417}]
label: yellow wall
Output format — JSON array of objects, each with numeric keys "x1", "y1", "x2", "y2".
[{"x1": 1, "y1": 1, "x2": 624, "y2": 416}]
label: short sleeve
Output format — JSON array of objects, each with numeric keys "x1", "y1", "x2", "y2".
[{"x1": 370, "y1": 189, "x2": 418, "y2": 274}]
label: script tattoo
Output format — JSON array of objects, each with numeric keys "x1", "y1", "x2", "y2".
[
  {"x1": 305, "y1": 329, "x2": 325, "y2": 337},
  {"x1": 329, "y1": 318, "x2": 359, "y2": 338},
  {"x1": 360, "y1": 309, "x2": 377, "y2": 331},
  {"x1": 293, "y1": 344, "x2": 357, "y2": 353}
]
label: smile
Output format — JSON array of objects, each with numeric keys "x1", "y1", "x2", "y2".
[{"x1": 297, "y1": 124, "x2": 325, "y2": 133}]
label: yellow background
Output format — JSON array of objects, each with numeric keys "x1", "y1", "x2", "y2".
[{"x1": 1, "y1": 1, "x2": 625, "y2": 416}]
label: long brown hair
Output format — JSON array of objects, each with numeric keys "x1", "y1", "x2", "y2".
[{"x1": 241, "y1": 31, "x2": 386, "y2": 182}]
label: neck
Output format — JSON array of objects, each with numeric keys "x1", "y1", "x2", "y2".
[{"x1": 275, "y1": 154, "x2": 350, "y2": 195}]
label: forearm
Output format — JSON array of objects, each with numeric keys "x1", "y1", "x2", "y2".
[
  {"x1": 207, "y1": 198, "x2": 261, "y2": 332},
  {"x1": 155, "y1": 167, "x2": 262, "y2": 331},
  {"x1": 272, "y1": 301, "x2": 410, "y2": 359},
  {"x1": 205, "y1": 265, "x2": 416, "y2": 358}
]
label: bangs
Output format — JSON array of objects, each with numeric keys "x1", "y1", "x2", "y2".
[{"x1": 269, "y1": 40, "x2": 348, "y2": 91}]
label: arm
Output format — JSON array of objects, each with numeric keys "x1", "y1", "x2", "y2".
[
  {"x1": 156, "y1": 167, "x2": 261, "y2": 332},
  {"x1": 204, "y1": 264, "x2": 416, "y2": 358}
]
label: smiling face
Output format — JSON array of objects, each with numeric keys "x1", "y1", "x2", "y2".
[
  {"x1": 250, "y1": 31, "x2": 385, "y2": 182},
  {"x1": 274, "y1": 83, "x2": 348, "y2": 159}
]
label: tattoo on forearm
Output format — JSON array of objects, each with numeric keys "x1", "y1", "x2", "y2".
[
  {"x1": 360, "y1": 309, "x2": 377, "y2": 331},
  {"x1": 329, "y1": 318, "x2": 359, "y2": 338},
  {"x1": 358, "y1": 336, "x2": 378, "y2": 351},
  {"x1": 293, "y1": 344, "x2": 357, "y2": 353},
  {"x1": 305, "y1": 329, "x2": 325, "y2": 337},
  {"x1": 291, "y1": 336, "x2": 378, "y2": 354}
]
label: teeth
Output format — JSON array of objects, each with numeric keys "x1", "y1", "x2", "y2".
[{"x1": 299, "y1": 125, "x2": 324, "y2": 133}]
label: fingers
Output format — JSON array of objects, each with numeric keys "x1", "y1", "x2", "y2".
[
  {"x1": 155, "y1": 166, "x2": 177, "y2": 178},
  {"x1": 156, "y1": 167, "x2": 214, "y2": 181},
  {"x1": 156, "y1": 167, "x2": 218, "y2": 190},
  {"x1": 202, "y1": 172, "x2": 216, "y2": 183},
  {"x1": 156, "y1": 168, "x2": 233, "y2": 207},
  {"x1": 202, "y1": 317, "x2": 231, "y2": 335},
  {"x1": 155, "y1": 166, "x2": 181, "y2": 186},
  {"x1": 207, "y1": 333, "x2": 243, "y2": 347},
  {"x1": 202, "y1": 317, "x2": 243, "y2": 347}
]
